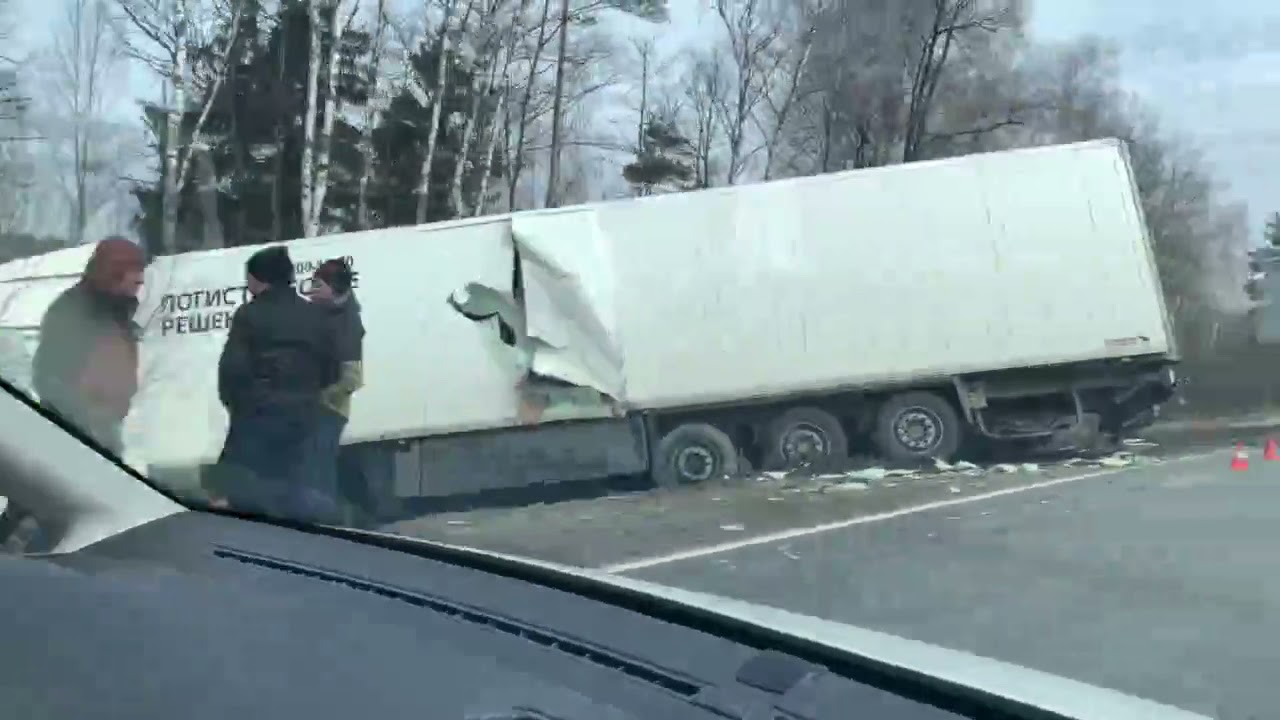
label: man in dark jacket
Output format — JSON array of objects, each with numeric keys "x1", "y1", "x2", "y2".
[
  {"x1": 303, "y1": 258, "x2": 365, "y2": 518},
  {"x1": 215, "y1": 246, "x2": 339, "y2": 521},
  {"x1": 1, "y1": 236, "x2": 145, "y2": 550}
]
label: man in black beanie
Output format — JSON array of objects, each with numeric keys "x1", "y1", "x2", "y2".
[{"x1": 214, "y1": 245, "x2": 340, "y2": 522}]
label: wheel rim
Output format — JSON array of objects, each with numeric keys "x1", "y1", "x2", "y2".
[
  {"x1": 778, "y1": 422, "x2": 829, "y2": 465},
  {"x1": 675, "y1": 445, "x2": 719, "y2": 483},
  {"x1": 893, "y1": 406, "x2": 943, "y2": 453}
]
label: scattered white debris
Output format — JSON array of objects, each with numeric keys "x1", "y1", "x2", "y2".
[
  {"x1": 846, "y1": 467, "x2": 889, "y2": 481},
  {"x1": 735, "y1": 441, "x2": 1161, "y2": 495},
  {"x1": 1098, "y1": 454, "x2": 1133, "y2": 468},
  {"x1": 934, "y1": 459, "x2": 980, "y2": 472}
]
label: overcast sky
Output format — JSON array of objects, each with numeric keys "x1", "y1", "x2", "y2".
[
  {"x1": 12, "y1": 0, "x2": 1280, "y2": 240},
  {"x1": 1031, "y1": 0, "x2": 1280, "y2": 241}
]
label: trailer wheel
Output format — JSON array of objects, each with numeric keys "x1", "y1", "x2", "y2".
[
  {"x1": 761, "y1": 406, "x2": 849, "y2": 470},
  {"x1": 653, "y1": 423, "x2": 741, "y2": 488},
  {"x1": 873, "y1": 391, "x2": 962, "y2": 464}
]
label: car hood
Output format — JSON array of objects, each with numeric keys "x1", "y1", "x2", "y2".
[{"x1": 361, "y1": 533, "x2": 1208, "y2": 720}]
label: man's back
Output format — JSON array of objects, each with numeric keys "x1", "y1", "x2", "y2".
[{"x1": 219, "y1": 286, "x2": 336, "y2": 413}]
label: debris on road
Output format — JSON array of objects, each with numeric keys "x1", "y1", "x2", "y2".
[{"x1": 738, "y1": 441, "x2": 1158, "y2": 495}]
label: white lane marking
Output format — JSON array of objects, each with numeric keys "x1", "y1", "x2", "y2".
[{"x1": 600, "y1": 450, "x2": 1224, "y2": 574}]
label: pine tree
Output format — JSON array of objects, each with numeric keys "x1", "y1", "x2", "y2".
[
  {"x1": 622, "y1": 116, "x2": 694, "y2": 196},
  {"x1": 130, "y1": 1, "x2": 504, "y2": 252}
]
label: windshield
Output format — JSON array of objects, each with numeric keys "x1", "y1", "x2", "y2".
[{"x1": 0, "y1": 0, "x2": 1273, "y2": 716}]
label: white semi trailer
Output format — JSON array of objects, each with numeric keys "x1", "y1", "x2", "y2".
[{"x1": 0, "y1": 139, "x2": 1179, "y2": 513}]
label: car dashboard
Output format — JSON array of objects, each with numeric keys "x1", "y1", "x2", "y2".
[{"x1": 0, "y1": 510, "x2": 1005, "y2": 720}]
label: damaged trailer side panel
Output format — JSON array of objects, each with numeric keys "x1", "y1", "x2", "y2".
[
  {"x1": 508, "y1": 210, "x2": 626, "y2": 404},
  {"x1": 126, "y1": 216, "x2": 643, "y2": 499}
]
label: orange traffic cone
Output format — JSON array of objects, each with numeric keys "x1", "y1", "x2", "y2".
[
  {"x1": 1265, "y1": 439, "x2": 1279, "y2": 461},
  {"x1": 1232, "y1": 444, "x2": 1250, "y2": 471}
]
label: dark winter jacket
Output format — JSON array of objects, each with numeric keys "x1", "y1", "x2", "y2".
[
  {"x1": 317, "y1": 293, "x2": 364, "y2": 418},
  {"x1": 217, "y1": 285, "x2": 338, "y2": 416},
  {"x1": 32, "y1": 282, "x2": 140, "y2": 452}
]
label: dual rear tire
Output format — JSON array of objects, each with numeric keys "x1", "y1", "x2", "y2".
[{"x1": 651, "y1": 391, "x2": 964, "y2": 487}]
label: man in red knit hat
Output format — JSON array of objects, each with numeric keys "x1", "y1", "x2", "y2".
[
  {"x1": 32, "y1": 236, "x2": 145, "y2": 454},
  {"x1": 1, "y1": 236, "x2": 146, "y2": 550}
]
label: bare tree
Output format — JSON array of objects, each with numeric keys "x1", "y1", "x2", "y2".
[
  {"x1": 48, "y1": 0, "x2": 122, "y2": 245},
  {"x1": 300, "y1": 0, "x2": 359, "y2": 237},
  {"x1": 471, "y1": 5, "x2": 525, "y2": 216},
  {"x1": 116, "y1": 0, "x2": 246, "y2": 252},
  {"x1": 448, "y1": 0, "x2": 523, "y2": 216},
  {"x1": 542, "y1": 0, "x2": 570, "y2": 207},
  {"x1": 750, "y1": 0, "x2": 822, "y2": 180},
  {"x1": 500, "y1": 2, "x2": 621, "y2": 209},
  {"x1": 541, "y1": 0, "x2": 667, "y2": 207},
  {"x1": 631, "y1": 38, "x2": 653, "y2": 158},
  {"x1": 785, "y1": 0, "x2": 904, "y2": 173},
  {"x1": 502, "y1": 0, "x2": 554, "y2": 208},
  {"x1": 0, "y1": 0, "x2": 35, "y2": 235},
  {"x1": 0, "y1": 0, "x2": 30, "y2": 136},
  {"x1": 900, "y1": 0, "x2": 1019, "y2": 162},
  {"x1": 712, "y1": 0, "x2": 782, "y2": 184},
  {"x1": 355, "y1": 0, "x2": 390, "y2": 229},
  {"x1": 682, "y1": 52, "x2": 723, "y2": 188},
  {"x1": 408, "y1": 0, "x2": 475, "y2": 224}
]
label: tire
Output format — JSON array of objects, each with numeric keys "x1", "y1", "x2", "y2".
[
  {"x1": 760, "y1": 406, "x2": 849, "y2": 471},
  {"x1": 652, "y1": 423, "x2": 741, "y2": 488},
  {"x1": 872, "y1": 391, "x2": 963, "y2": 465}
]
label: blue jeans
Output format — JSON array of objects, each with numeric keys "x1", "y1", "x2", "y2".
[
  {"x1": 296, "y1": 408, "x2": 347, "y2": 524},
  {"x1": 217, "y1": 404, "x2": 318, "y2": 521}
]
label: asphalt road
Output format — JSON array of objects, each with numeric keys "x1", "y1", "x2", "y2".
[{"x1": 388, "y1": 427, "x2": 1280, "y2": 719}]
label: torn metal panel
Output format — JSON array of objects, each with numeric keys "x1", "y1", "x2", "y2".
[
  {"x1": 509, "y1": 210, "x2": 625, "y2": 402},
  {"x1": 448, "y1": 282, "x2": 525, "y2": 347}
]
